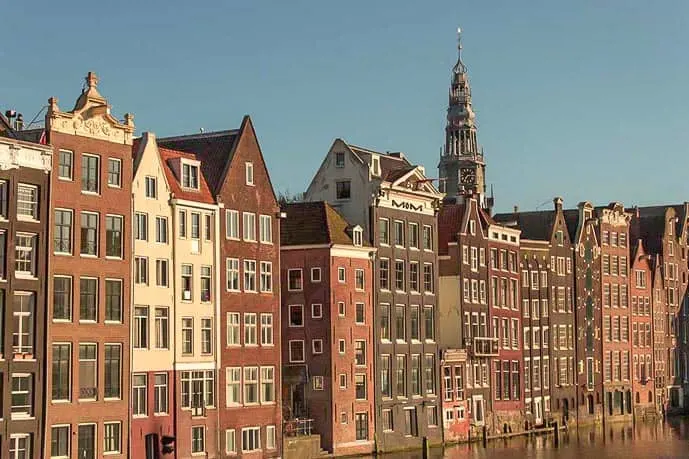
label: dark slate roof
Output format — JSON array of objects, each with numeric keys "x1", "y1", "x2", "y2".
[
  {"x1": 14, "y1": 128, "x2": 45, "y2": 144},
  {"x1": 562, "y1": 209, "x2": 579, "y2": 243},
  {"x1": 348, "y1": 144, "x2": 413, "y2": 181},
  {"x1": 281, "y1": 201, "x2": 365, "y2": 247},
  {"x1": 629, "y1": 205, "x2": 686, "y2": 255},
  {"x1": 493, "y1": 210, "x2": 554, "y2": 241},
  {"x1": 158, "y1": 129, "x2": 239, "y2": 195}
]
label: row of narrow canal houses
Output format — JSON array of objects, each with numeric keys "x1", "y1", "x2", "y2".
[{"x1": 2, "y1": 33, "x2": 689, "y2": 458}]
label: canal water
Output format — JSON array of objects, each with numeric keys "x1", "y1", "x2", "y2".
[{"x1": 372, "y1": 418, "x2": 689, "y2": 459}]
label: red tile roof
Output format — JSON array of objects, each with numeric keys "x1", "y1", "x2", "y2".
[
  {"x1": 438, "y1": 203, "x2": 465, "y2": 255},
  {"x1": 158, "y1": 146, "x2": 215, "y2": 204},
  {"x1": 281, "y1": 201, "x2": 367, "y2": 247}
]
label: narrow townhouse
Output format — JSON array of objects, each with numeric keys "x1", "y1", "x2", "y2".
[
  {"x1": 0, "y1": 120, "x2": 52, "y2": 458},
  {"x1": 159, "y1": 143, "x2": 220, "y2": 457},
  {"x1": 629, "y1": 239, "x2": 655, "y2": 419},
  {"x1": 160, "y1": 116, "x2": 282, "y2": 458},
  {"x1": 651, "y1": 257, "x2": 668, "y2": 412},
  {"x1": 438, "y1": 200, "x2": 492, "y2": 437},
  {"x1": 305, "y1": 140, "x2": 443, "y2": 452},
  {"x1": 280, "y1": 201, "x2": 376, "y2": 456},
  {"x1": 41, "y1": 72, "x2": 133, "y2": 459},
  {"x1": 130, "y1": 133, "x2": 176, "y2": 456},
  {"x1": 598, "y1": 203, "x2": 633, "y2": 421}
]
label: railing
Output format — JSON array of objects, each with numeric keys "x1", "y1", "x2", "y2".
[
  {"x1": 191, "y1": 404, "x2": 206, "y2": 417},
  {"x1": 79, "y1": 387, "x2": 97, "y2": 399},
  {"x1": 53, "y1": 238, "x2": 71, "y2": 253},
  {"x1": 80, "y1": 241, "x2": 97, "y2": 256},
  {"x1": 283, "y1": 418, "x2": 314, "y2": 437},
  {"x1": 472, "y1": 337, "x2": 499, "y2": 357}
]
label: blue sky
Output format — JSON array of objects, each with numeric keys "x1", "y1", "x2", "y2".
[{"x1": 3, "y1": 1, "x2": 689, "y2": 212}]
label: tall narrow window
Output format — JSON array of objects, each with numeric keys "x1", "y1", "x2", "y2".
[
  {"x1": 79, "y1": 344, "x2": 97, "y2": 400},
  {"x1": 79, "y1": 278, "x2": 97, "y2": 321},
  {"x1": 201, "y1": 318, "x2": 213, "y2": 354},
  {"x1": 179, "y1": 210, "x2": 187, "y2": 237},
  {"x1": 260, "y1": 261, "x2": 273, "y2": 293},
  {"x1": 13, "y1": 292, "x2": 34, "y2": 354},
  {"x1": 105, "y1": 279, "x2": 122, "y2": 322},
  {"x1": 107, "y1": 158, "x2": 121, "y2": 187},
  {"x1": 104, "y1": 422, "x2": 122, "y2": 454},
  {"x1": 134, "y1": 257, "x2": 148, "y2": 285},
  {"x1": 244, "y1": 313, "x2": 257, "y2": 345},
  {"x1": 243, "y1": 212, "x2": 256, "y2": 241},
  {"x1": 53, "y1": 276, "x2": 72, "y2": 321},
  {"x1": 181, "y1": 264, "x2": 193, "y2": 300},
  {"x1": 54, "y1": 209, "x2": 73, "y2": 254},
  {"x1": 132, "y1": 374, "x2": 147, "y2": 416},
  {"x1": 11, "y1": 374, "x2": 33, "y2": 418},
  {"x1": 58, "y1": 150, "x2": 73, "y2": 180},
  {"x1": 15, "y1": 233, "x2": 37, "y2": 276},
  {"x1": 243, "y1": 260, "x2": 256, "y2": 292},
  {"x1": 191, "y1": 212, "x2": 200, "y2": 239},
  {"x1": 260, "y1": 215, "x2": 272, "y2": 243},
  {"x1": 155, "y1": 308, "x2": 169, "y2": 349},
  {"x1": 145, "y1": 176, "x2": 157, "y2": 198},
  {"x1": 105, "y1": 215, "x2": 123, "y2": 258},
  {"x1": 245, "y1": 162, "x2": 254, "y2": 185},
  {"x1": 226, "y1": 258, "x2": 240, "y2": 291},
  {"x1": 261, "y1": 313, "x2": 273, "y2": 345},
  {"x1": 52, "y1": 343, "x2": 71, "y2": 401},
  {"x1": 81, "y1": 154, "x2": 100, "y2": 193},
  {"x1": 182, "y1": 318, "x2": 193, "y2": 354},
  {"x1": 227, "y1": 312, "x2": 240, "y2": 345},
  {"x1": 261, "y1": 366, "x2": 275, "y2": 403},
  {"x1": 226, "y1": 210, "x2": 239, "y2": 239},
  {"x1": 200, "y1": 266, "x2": 212, "y2": 302},
  {"x1": 80, "y1": 213, "x2": 98, "y2": 256},
  {"x1": 155, "y1": 216, "x2": 168, "y2": 243},
  {"x1": 17, "y1": 184, "x2": 38, "y2": 219},
  {"x1": 154, "y1": 373, "x2": 168, "y2": 414},
  {"x1": 156, "y1": 259, "x2": 169, "y2": 287},
  {"x1": 134, "y1": 306, "x2": 149, "y2": 349},
  {"x1": 104, "y1": 344, "x2": 122, "y2": 399},
  {"x1": 182, "y1": 163, "x2": 199, "y2": 189}
]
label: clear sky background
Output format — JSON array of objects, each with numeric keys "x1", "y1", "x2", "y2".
[{"x1": 3, "y1": 1, "x2": 689, "y2": 212}]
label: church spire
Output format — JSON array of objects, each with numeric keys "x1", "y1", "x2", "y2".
[{"x1": 438, "y1": 27, "x2": 487, "y2": 206}]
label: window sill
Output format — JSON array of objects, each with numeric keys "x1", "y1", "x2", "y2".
[
  {"x1": 52, "y1": 399, "x2": 71, "y2": 404},
  {"x1": 17, "y1": 216, "x2": 39, "y2": 223},
  {"x1": 79, "y1": 399, "x2": 98, "y2": 403},
  {"x1": 104, "y1": 320, "x2": 123, "y2": 325},
  {"x1": 79, "y1": 320, "x2": 98, "y2": 324},
  {"x1": 15, "y1": 273, "x2": 37, "y2": 280},
  {"x1": 53, "y1": 319, "x2": 73, "y2": 323},
  {"x1": 132, "y1": 415, "x2": 148, "y2": 419},
  {"x1": 81, "y1": 191, "x2": 101, "y2": 196},
  {"x1": 154, "y1": 413, "x2": 170, "y2": 417},
  {"x1": 103, "y1": 451, "x2": 122, "y2": 456},
  {"x1": 104, "y1": 397, "x2": 122, "y2": 402},
  {"x1": 105, "y1": 256, "x2": 123, "y2": 261},
  {"x1": 80, "y1": 254, "x2": 98, "y2": 259}
]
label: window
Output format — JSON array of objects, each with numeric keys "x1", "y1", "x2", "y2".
[
  {"x1": 259, "y1": 214, "x2": 272, "y2": 243},
  {"x1": 397, "y1": 355, "x2": 407, "y2": 396},
  {"x1": 78, "y1": 344, "x2": 97, "y2": 400},
  {"x1": 104, "y1": 344, "x2": 121, "y2": 399},
  {"x1": 244, "y1": 260, "x2": 256, "y2": 292},
  {"x1": 355, "y1": 374, "x2": 367, "y2": 400},
  {"x1": 353, "y1": 302, "x2": 365, "y2": 324},
  {"x1": 132, "y1": 374, "x2": 147, "y2": 416},
  {"x1": 226, "y1": 210, "x2": 239, "y2": 239},
  {"x1": 52, "y1": 343, "x2": 71, "y2": 401},
  {"x1": 289, "y1": 340, "x2": 305, "y2": 362},
  {"x1": 259, "y1": 313, "x2": 274, "y2": 346},
  {"x1": 411, "y1": 354, "x2": 421, "y2": 395},
  {"x1": 266, "y1": 425, "x2": 276, "y2": 450},
  {"x1": 425, "y1": 354, "x2": 435, "y2": 394},
  {"x1": 58, "y1": 149, "x2": 73, "y2": 179},
  {"x1": 134, "y1": 257, "x2": 148, "y2": 285},
  {"x1": 381, "y1": 304, "x2": 391, "y2": 341},
  {"x1": 226, "y1": 368, "x2": 241, "y2": 406},
  {"x1": 103, "y1": 422, "x2": 121, "y2": 453},
  {"x1": 338, "y1": 339, "x2": 346, "y2": 354},
  {"x1": 423, "y1": 225, "x2": 433, "y2": 250},
  {"x1": 380, "y1": 259, "x2": 390, "y2": 289},
  {"x1": 192, "y1": 426, "x2": 205, "y2": 454},
  {"x1": 381, "y1": 355, "x2": 391, "y2": 397},
  {"x1": 404, "y1": 408, "x2": 418, "y2": 437},
  {"x1": 227, "y1": 313, "x2": 240, "y2": 345},
  {"x1": 9, "y1": 434, "x2": 31, "y2": 459},
  {"x1": 409, "y1": 262, "x2": 419, "y2": 292},
  {"x1": 182, "y1": 318, "x2": 193, "y2": 354},
  {"x1": 335, "y1": 151, "x2": 345, "y2": 167},
  {"x1": 80, "y1": 212, "x2": 98, "y2": 255},
  {"x1": 13, "y1": 292, "x2": 34, "y2": 353},
  {"x1": 355, "y1": 340, "x2": 366, "y2": 365},
  {"x1": 182, "y1": 162, "x2": 199, "y2": 189},
  {"x1": 105, "y1": 215, "x2": 123, "y2": 257},
  {"x1": 410, "y1": 306, "x2": 420, "y2": 340},
  {"x1": 17, "y1": 184, "x2": 38, "y2": 219},
  {"x1": 78, "y1": 278, "x2": 97, "y2": 322},
  {"x1": 155, "y1": 308, "x2": 169, "y2": 349},
  {"x1": 339, "y1": 373, "x2": 347, "y2": 389},
  {"x1": 355, "y1": 269, "x2": 365, "y2": 290},
  {"x1": 312, "y1": 339, "x2": 323, "y2": 354},
  {"x1": 107, "y1": 158, "x2": 121, "y2": 187},
  {"x1": 244, "y1": 313, "x2": 257, "y2": 345},
  {"x1": 288, "y1": 269, "x2": 303, "y2": 291},
  {"x1": 134, "y1": 307, "x2": 149, "y2": 349},
  {"x1": 204, "y1": 214, "x2": 212, "y2": 241},
  {"x1": 103, "y1": 279, "x2": 122, "y2": 323},
  {"x1": 200, "y1": 266, "x2": 212, "y2": 302},
  {"x1": 155, "y1": 259, "x2": 169, "y2": 287},
  {"x1": 311, "y1": 303, "x2": 323, "y2": 319},
  {"x1": 338, "y1": 267, "x2": 346, "y2": 282},
  {"x1": 394, "y1": 220, "x2": 405, "y2": 246},
  {"x1": 396, "y1": 305, "x2": 406, "y2": 341},
  {"x1": 245, "y1": 162, "x2": 254, "y2": 185},
  {"x1": 243, "y1": 212, "x2": 256, "y2": 241},
  {"x1": 181, "y1": 264, "x2": 192, "y2": 300},
  {"x1": 190, "y1": 212, "x2": 200, "y2": 239},
  {"x1": 178, "y1": 210, "x2": 187, "y2": 237},
  {"x1": 54, "y1": 209, "x2": 73, "y2": 254},
  {"x1": 243, "y1": 367, "x2": 259, "y2": 404},
  {"x1": 424, "y1": 306, "x2": 435, "y2": 341},
  {"x1": 145, "y1": 176, "x2": 157, "y2": 198},
  {"x1": 51, "y1": 425, "x2": 70, "y2": 457},
  {"x1": 242, "y1": 427, "x2": 261, "y2": 452},
  {"x1": 153, "y1": 373, "x2": 168, "y2": 414},
  {"x1": 155, "y1": 216, "x2": 168, "y2": 244},
  {"x1": 81, "y1": 154, "x2": 100, "y2": 193},
  {"x1": 395, "y1": 260, "x2": 405, "y2": 291},
  {"x1": 15, "y1": 233, "x2": 37, "y2": 276},
  {"x1": 53, "y1": 276, "x2": 72, "y2": 321},
  {"x1": 423, "y1": 263, "x2": 434, "y2": 293},
  {"x1": 226, "y1": 258, "x2": 240, "y2": 291},
  {"x1": 382, "y1": 409, "x2": 393, "y2": 431},
  {"x1": 77, "y1": 424, "x2": 96, "y2": 459},
  {"x1": 261, "y1": 366, "x2": 275, "y2": 403},
  {"x1": 201, "y1": 318, "x2": 213, "y2": 354},
  {"x1": 427, "y1": 406, "x2": 438, "y2": 426},
  {"x1": 352, "y1": 227, "x2": 363, "y2": 246},
  {"x1": 336, "y1": 180, "x2": 351, "y2": 199},
  {"x1": 379, "y1": 218, "x2": 390, "y2": 244}
]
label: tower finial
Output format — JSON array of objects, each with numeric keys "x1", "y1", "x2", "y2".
[{"x1": 457, "y1": 27, "x2": 462, "y2": 52}]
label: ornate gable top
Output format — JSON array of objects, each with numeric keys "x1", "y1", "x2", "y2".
[{"x1": 47, "y1": 71, "x2": 135, "y2": 145}]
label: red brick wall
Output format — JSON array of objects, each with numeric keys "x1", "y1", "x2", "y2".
[
  {"x1": 45, "y1": 131, "x2": 132, "y2": 458},
  {"x1": 130, "y1": 370, "x2": 175, "y2": 457}
]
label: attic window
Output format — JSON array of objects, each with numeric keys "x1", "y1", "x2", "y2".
[
  {"x1": 371, "y1": 157, "x2": 380, "y2": 176},
  {"x1": 246, "y1": 162, "x2": 254, "y2": 186},
  {"x1": 353, "y1": 228, "x2": 363, "y2": 247},
  {"x1": 182, "y1": 163, "x2": 199, "y2": 190},
  {"x1": 335, "y1": 152, "x2": 345, "y2": 168}
]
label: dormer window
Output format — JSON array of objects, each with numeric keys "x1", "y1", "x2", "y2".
[
  {"x1": 182, "y1": 162, "x2": 199, "y2": 190},
  {"x1": 335, "y1": 152, "x2": 345, "y2": 168},
  {"x1": 371, "y1": 157, "x2": 380, "y2": 176},
  {"x1": 246, "y1": 162, "x2": 254, "y2": 186},
  {"x1": 353, "y1": 227, "x2": 363, "y2": 247}
]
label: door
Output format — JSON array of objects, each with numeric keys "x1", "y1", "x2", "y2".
[
  {"x1": 534, "y1": 397, "x2": 543, "y2": 425},
  {"x1": 145, "y1": 434, "x2": 159, "y2": 459},
  {"x1": 78, "y1": 424, "x2": 96, "y2": 459},
  {"x1": 472, "y1": 395, "x2": 484, "y2": 425}
]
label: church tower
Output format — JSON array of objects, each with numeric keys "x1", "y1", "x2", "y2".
[{"x1": 438, "y1": 28, "x2": 489, "y2": 207}]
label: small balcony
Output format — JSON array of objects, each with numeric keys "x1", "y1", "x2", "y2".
[
  {"x1": 471, "y1": 337, "x2": 499, "y2": 357},
  {"x1": 283, "y1": 418, "x2": 314, "y2": 437}
]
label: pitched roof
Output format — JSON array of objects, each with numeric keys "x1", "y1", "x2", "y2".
[
  {"x1": 158, "y1": 129, "x2": 239, "y2": 195},
  {"x1": 438, "y1": 203, "x2": 465, "y2": 255},
  {"x1": 493, "y1": 210, "x2": 554, "y2": 241},
  {"x1": 347, "y1": 144, "x2": 413, "y2": 181},
  {"x1": 158, "y1": 146, "x2": 214, "y2": 204},
  {"x1": 281, "y1": 201, "x2": 365, "y2": 247}
]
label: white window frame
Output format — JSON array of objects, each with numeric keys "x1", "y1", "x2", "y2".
[
  {"x1": 226, "y1": 210, "x2": 239, "y2": 240},
  {"x1": 259, "y1": 214, "x2": 272, "y2": 243},
  {"x1": 245, "y1": 162, "x2": 254, "y2": 185}
]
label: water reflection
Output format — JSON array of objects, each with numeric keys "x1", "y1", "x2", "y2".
[{"x1": 368, "y1": 418, "x2": 689, "y2": 459}]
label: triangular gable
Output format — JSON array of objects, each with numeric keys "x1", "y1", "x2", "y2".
[
  {"x1": 132, "y1": 133, "x2": 172, "y2": 194},
  {"x1": 391, "y1": 167, "x2": 440, "y2": 195}
]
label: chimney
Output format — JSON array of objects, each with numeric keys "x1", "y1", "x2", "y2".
[
  {"x1": 513, "y1": 205, "x2": 519, "y2": 213},
  {"x1": 15, "y1": 113, "x2": 23, "y2": 131},
  {"x1": 553, "y1": 196, "x2": 563, "y2": 212}
]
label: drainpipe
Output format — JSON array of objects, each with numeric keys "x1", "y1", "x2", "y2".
[
  {"x1": 129, "y1": 189, "x2": 135, "y2": 458},
  {"x1": 214, "y1": 203, "x2": 223, "y2": 457},
  {"x1": 170, "y1": 198, "x2": 179, "y2": 458}
]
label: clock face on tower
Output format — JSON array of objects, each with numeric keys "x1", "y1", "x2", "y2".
[{"x1": 460, "y1": 168, "x2": 476, "y2": 185}]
